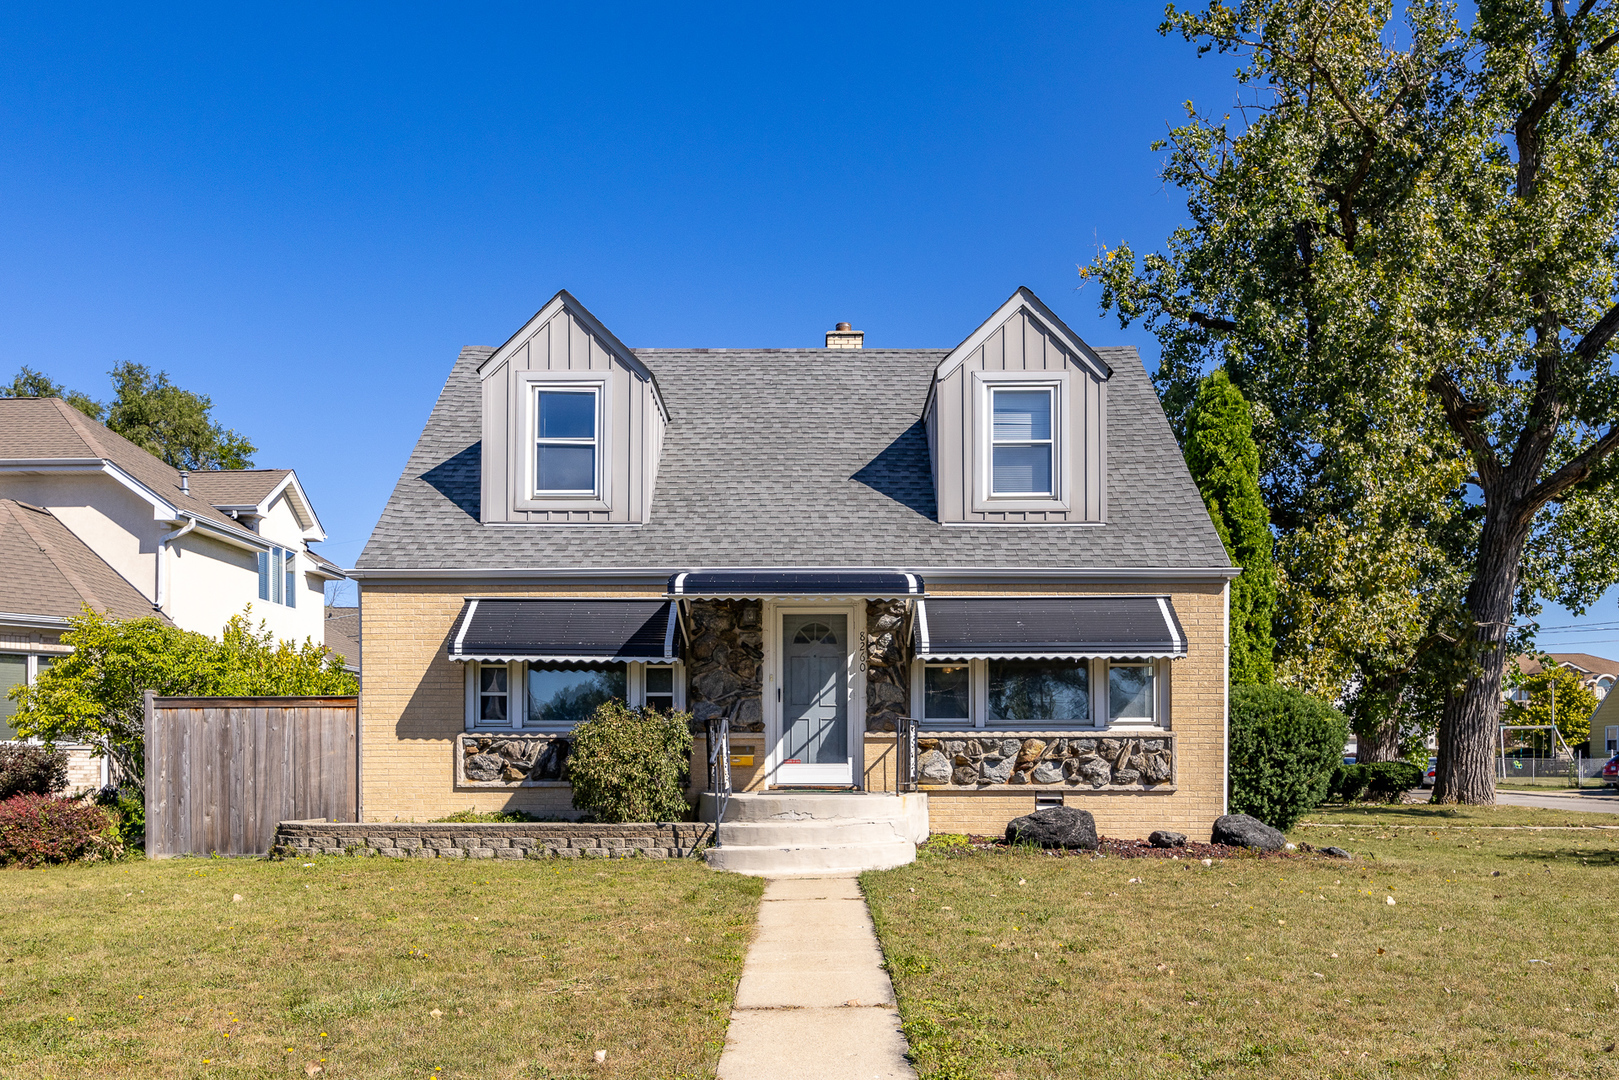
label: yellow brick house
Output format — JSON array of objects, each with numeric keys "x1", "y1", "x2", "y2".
[{"x1": 352, "y1": 288, "x2": 1235, "y2": 867}]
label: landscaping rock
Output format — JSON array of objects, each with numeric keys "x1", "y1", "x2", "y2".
[
  {"x1": 1211, "y1": 813, "x2": 1287, "y2": 851},
  {"x1": 1320, "y1": 846, "x2": 1353, "y2": 859},
  {"x1": 1148, "y1": 830, "x2": 1187, "y2": 848},
  {"x1": 1004, "y1": 806, "x2": 1099, "y2": 850}
]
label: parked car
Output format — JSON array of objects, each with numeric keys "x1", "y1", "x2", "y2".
[
  {"x1": 1602, "y1": 754, "x2": 1619, "y2": 788},
  {"x1": 1423, "y1": 757, "x2": 1437, "y2": 786}
]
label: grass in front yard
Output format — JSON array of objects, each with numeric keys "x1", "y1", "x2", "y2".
[
  {"x1": 1, "y1": 855, "x2": 761, "y2": 1079},
  {"x1": 864, "y1": 806, "x2": 1619, "y2": 1079}
]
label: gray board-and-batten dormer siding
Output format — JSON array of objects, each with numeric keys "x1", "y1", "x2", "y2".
[{"x1": 357, "y1": 343, "x2": 1231, "y2": 576}]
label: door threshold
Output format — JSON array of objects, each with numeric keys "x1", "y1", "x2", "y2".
[{"x1": 769, "y1": 785, "x2": 861, "y2": 792}]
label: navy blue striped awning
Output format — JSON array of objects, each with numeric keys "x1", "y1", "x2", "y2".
[
  {"x1": 448, "y1": 598, "x2": 678, "y2": 662},
  {"x1": 668, "y1": 571, "x2": 923, "y2": 598},
  {"x1": 915, "y1": 596, "x2": 1186, "y2": 659}
]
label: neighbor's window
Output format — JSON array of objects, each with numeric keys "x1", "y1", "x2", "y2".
[
  {"x1": 987, "y1": 659, "x2": 1089, "y2": 723},
  {"x1": 990, "y1": 387, "x2": 1054, "y2": 496},
  {"x1": 1108, "y1": 662, "x2": 1156, "y2": 723},
  {"x1": 0, "y1": 653, "x2": 24, "y2": 741},
  {"x1": 477, "y1": 664, "x2": 510, "y2": 725},
  {"x1": 526, "y1": 663, "x2": 626, "y2": 728},
  {"x1": 924, "y1": 664, "x2": 970, "y2": 722},
  {"x1": 258, "y1": 547, "x2": 298, "y2": 607},
  {"x1": 534, "y1": 388, "x2": 599, "y2": 494},
  {"x1": 643, "y1": 665, "x2": 675, "y2": 713}
]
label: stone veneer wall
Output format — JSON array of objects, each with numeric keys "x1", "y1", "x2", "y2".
[
  {"x1": 273, "y1": 820, "x2": 713, "y2": 860},
  {"x1": 685, "y1": 600, "x2": 765, "y2": 732},
  {"x1": 917, "y1": 733, "x2": 1173, "y2": 789},
  {"x1": 865, "y1": 600, "x2": 910, "y2": 732}
]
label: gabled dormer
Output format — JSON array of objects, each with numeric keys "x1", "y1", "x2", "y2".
[
  {"x1": 924, "y1": 287, "x2": 1110, "y2": 524},
  {"x1": 477, "y1": 291, "x2": 669, "y2": 524}
]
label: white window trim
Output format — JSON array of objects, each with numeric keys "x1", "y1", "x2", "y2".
[
  {"x1": 514, "y1": 373, "x2": 612, "y2": 511},
  {"x1": 970, "y1": 369, "x2": 1071, "y2": 512},
  {"x1": 465, "y1": 659, "x2": 685, "y2": 732},
  {"x1": 988, "y1": 385, "x2": 1056, "y2": 498},
  {"x1": 911, "y1": 656, "x2": 1170, "y2": 731}
]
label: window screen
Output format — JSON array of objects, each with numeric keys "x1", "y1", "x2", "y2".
[
  {"x1": 535, "y1": 390, "x2": 598, "y2": 493},
  {"x1": 644, "y1": 666, "x2": 675, "y2": 713},
  {"x1": 0, "y1": 653, "x2": 24, "y2": 741},
  {"x1": 924, "y1": 665, "x2": 970, "y2": 721},
  {"x1": 991, "y1": 388, "x2": 1053, "y2": 495}
]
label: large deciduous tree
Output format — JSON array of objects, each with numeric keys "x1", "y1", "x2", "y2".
[
  {"x1": 1184, "y1": 369, "x2": 1278, "y2": 684},
  {"x1": 1081, "y1": 1, "x2": 1619, "y2": 802},
  {"x1": 1, "y1": 362, "x2": 257, "y2": 470}
]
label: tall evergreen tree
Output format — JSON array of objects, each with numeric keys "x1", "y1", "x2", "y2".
[{"x1": 1184, "y1": 369, "x2": 1276, "y2": 685}]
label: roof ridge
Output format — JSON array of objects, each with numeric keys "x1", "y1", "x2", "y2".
[{"x1": 4, "y1": 497, "x2": 109, "y2": 614}]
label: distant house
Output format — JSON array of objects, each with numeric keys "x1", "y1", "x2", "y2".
[
  {"x1": 324, "y1": 605, "x2": 360, "y2": 675},
  {"x1": 353, "y1": 288, "x2": 1236, "y2": 852},
  {"x1": 0, "y1": 397, "x2": 345, "y2": 787},
  {"x1": 1511, "y1": 652, "x2": 1619, "y2": 759}
]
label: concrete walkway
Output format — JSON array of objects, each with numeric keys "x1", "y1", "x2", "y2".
[{"x1": 718, "y1": 876, "x2": 917, "y2": 1080}]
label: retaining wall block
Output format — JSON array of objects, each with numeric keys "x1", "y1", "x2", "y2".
[{"x1": 495, "y1": 849, "x2": 524, "y2": 860}]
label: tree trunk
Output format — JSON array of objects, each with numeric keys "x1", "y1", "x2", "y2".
[
  {"x1": 1354, "y1": 671, "x2": 1406, "y2": 763},
  {"x1": 1434, "y1": 510, "x2": 1532, "y2": 804}
]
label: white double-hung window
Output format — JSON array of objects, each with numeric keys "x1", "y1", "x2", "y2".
[
  {"x1": 257, "y1": 546, "x2": 298, "y2": 607},
  {"x1": 533, "y1": 386, "x2": 601, "y2": 497},
  {"x1": 990, "y1": 387, "x2": 1054, "y2": 496}
]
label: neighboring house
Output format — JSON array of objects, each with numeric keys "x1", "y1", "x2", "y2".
[
  {"x1": 355, "y1": 288, "x2": 1235, "y2": 840},
  {"x1": 1589, "y1": 690, "x2": 1619, "y2": 760},
  {"x1": 324, "y1": 605, "x2": 360, "y2": 674},
  {"x1": 1511, "y1": 652, "x2": 1619, "y2": 759},
  {"x1": 0, "y1": 397, "x2": 345, "y2": 786}
]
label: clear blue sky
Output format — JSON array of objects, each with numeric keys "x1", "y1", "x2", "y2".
[{"x1": 2, "y1": 3, "x2": 1614, "y2": 651}]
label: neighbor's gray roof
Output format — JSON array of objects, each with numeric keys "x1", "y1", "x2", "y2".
[{"x1": 357, "y1": 346, "x2": 1230, "y2": 573}]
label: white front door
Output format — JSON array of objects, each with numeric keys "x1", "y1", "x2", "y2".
[{"x1": 776, "y1": 612, "x2": 853, "y2": 786}]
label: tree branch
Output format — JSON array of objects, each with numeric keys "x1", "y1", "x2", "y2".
[
  {"x1": 1575, "y1": 298, "x2": 1619, "y2": 364},
  {"x1": 1528, "y1": 424, "x2": 1619, "y2": 507},
  {"x1": 1427, "y1": 369, "x2": 1502, "y2": 485},
  {"x1": 1188, "y1": 310, "x2": 1240, "y2": 333}
]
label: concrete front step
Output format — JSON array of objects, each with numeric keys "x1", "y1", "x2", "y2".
[
  {"x1": 699, "y1": 791, "x2": 929, "y2": 877},
  {"x1": 704, "y1": 837, "x2": 919, "y2": 877},
  {"x1": 718, "y1": 819, "x2": 913, "y2": 848}
]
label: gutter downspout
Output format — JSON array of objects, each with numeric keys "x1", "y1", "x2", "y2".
[{"x1": 155, "y1": 516, "x2": 198, "y2": 613}]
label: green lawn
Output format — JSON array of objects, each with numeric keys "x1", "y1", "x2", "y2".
[
  {"x1": 864, "y1": 805, "x2": 1619, "y2": 1079},
  {"x1": 0, "y1": 856, "x2": 762, "y2": 1080}
]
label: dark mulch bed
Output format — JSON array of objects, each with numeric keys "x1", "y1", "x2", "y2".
[{"x1": 933, "y1": 835, "x2": 1340, "y2": 860}]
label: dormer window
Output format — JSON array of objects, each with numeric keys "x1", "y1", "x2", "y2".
[
  {"x1": 990, "y1": 387, "x2": 1054, "y2": 496},
  {"x1": 534, "y1": 387, "x2": 601, "y2": 495}
]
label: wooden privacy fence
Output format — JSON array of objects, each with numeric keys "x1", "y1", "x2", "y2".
[{"x1": 144, "y1": 693, "x2": 358, "y2": 857}]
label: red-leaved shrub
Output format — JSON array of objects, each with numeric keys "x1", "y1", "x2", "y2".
[{"x1": 0, "y1": 794, "x2": 121, "y2": 867}]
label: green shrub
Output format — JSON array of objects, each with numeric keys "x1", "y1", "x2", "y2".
[
  {"x1": 0, "y1": 743, "x2": 68, "y2": 800},
  {"x1": 1328, "y1": 761, "x2": 1425, "y2": 804},
  {"x1": 92, "y1": 784, "x2": 146, "y2": 849},
  {"x1": 567, "y1": 700, "x2": 693, "y2": 824},
  {"x1": 1229, "y1": 684, "x2": 1349, "y2": 830},
  {"x1": 1364, "y1": 761, "x2": 1424, "y2": 802},
  {"x1": 430, "y1": 808, "x2": 543, "y2": 823}
]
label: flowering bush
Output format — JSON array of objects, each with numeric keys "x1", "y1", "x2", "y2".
[{"x1": 0, "y1": 794, "x2": 122, "y2": 867}]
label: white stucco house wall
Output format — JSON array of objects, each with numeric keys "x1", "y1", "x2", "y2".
[{"x1": 0, "y1": 396, "x2": 345, "y2": 787}]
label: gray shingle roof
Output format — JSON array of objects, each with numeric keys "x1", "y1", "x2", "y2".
[{"x1": 357, "y1": 345, "x2": 1230, "y2": 573}]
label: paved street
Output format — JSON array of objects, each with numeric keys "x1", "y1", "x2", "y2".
[{"x1": 1495, "y1": 787, "x2": 1619, "y2": 815}]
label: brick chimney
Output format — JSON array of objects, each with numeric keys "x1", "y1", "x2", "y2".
[{"x1": 825, "y1": 321, "x2": 864, "y2": 349}]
